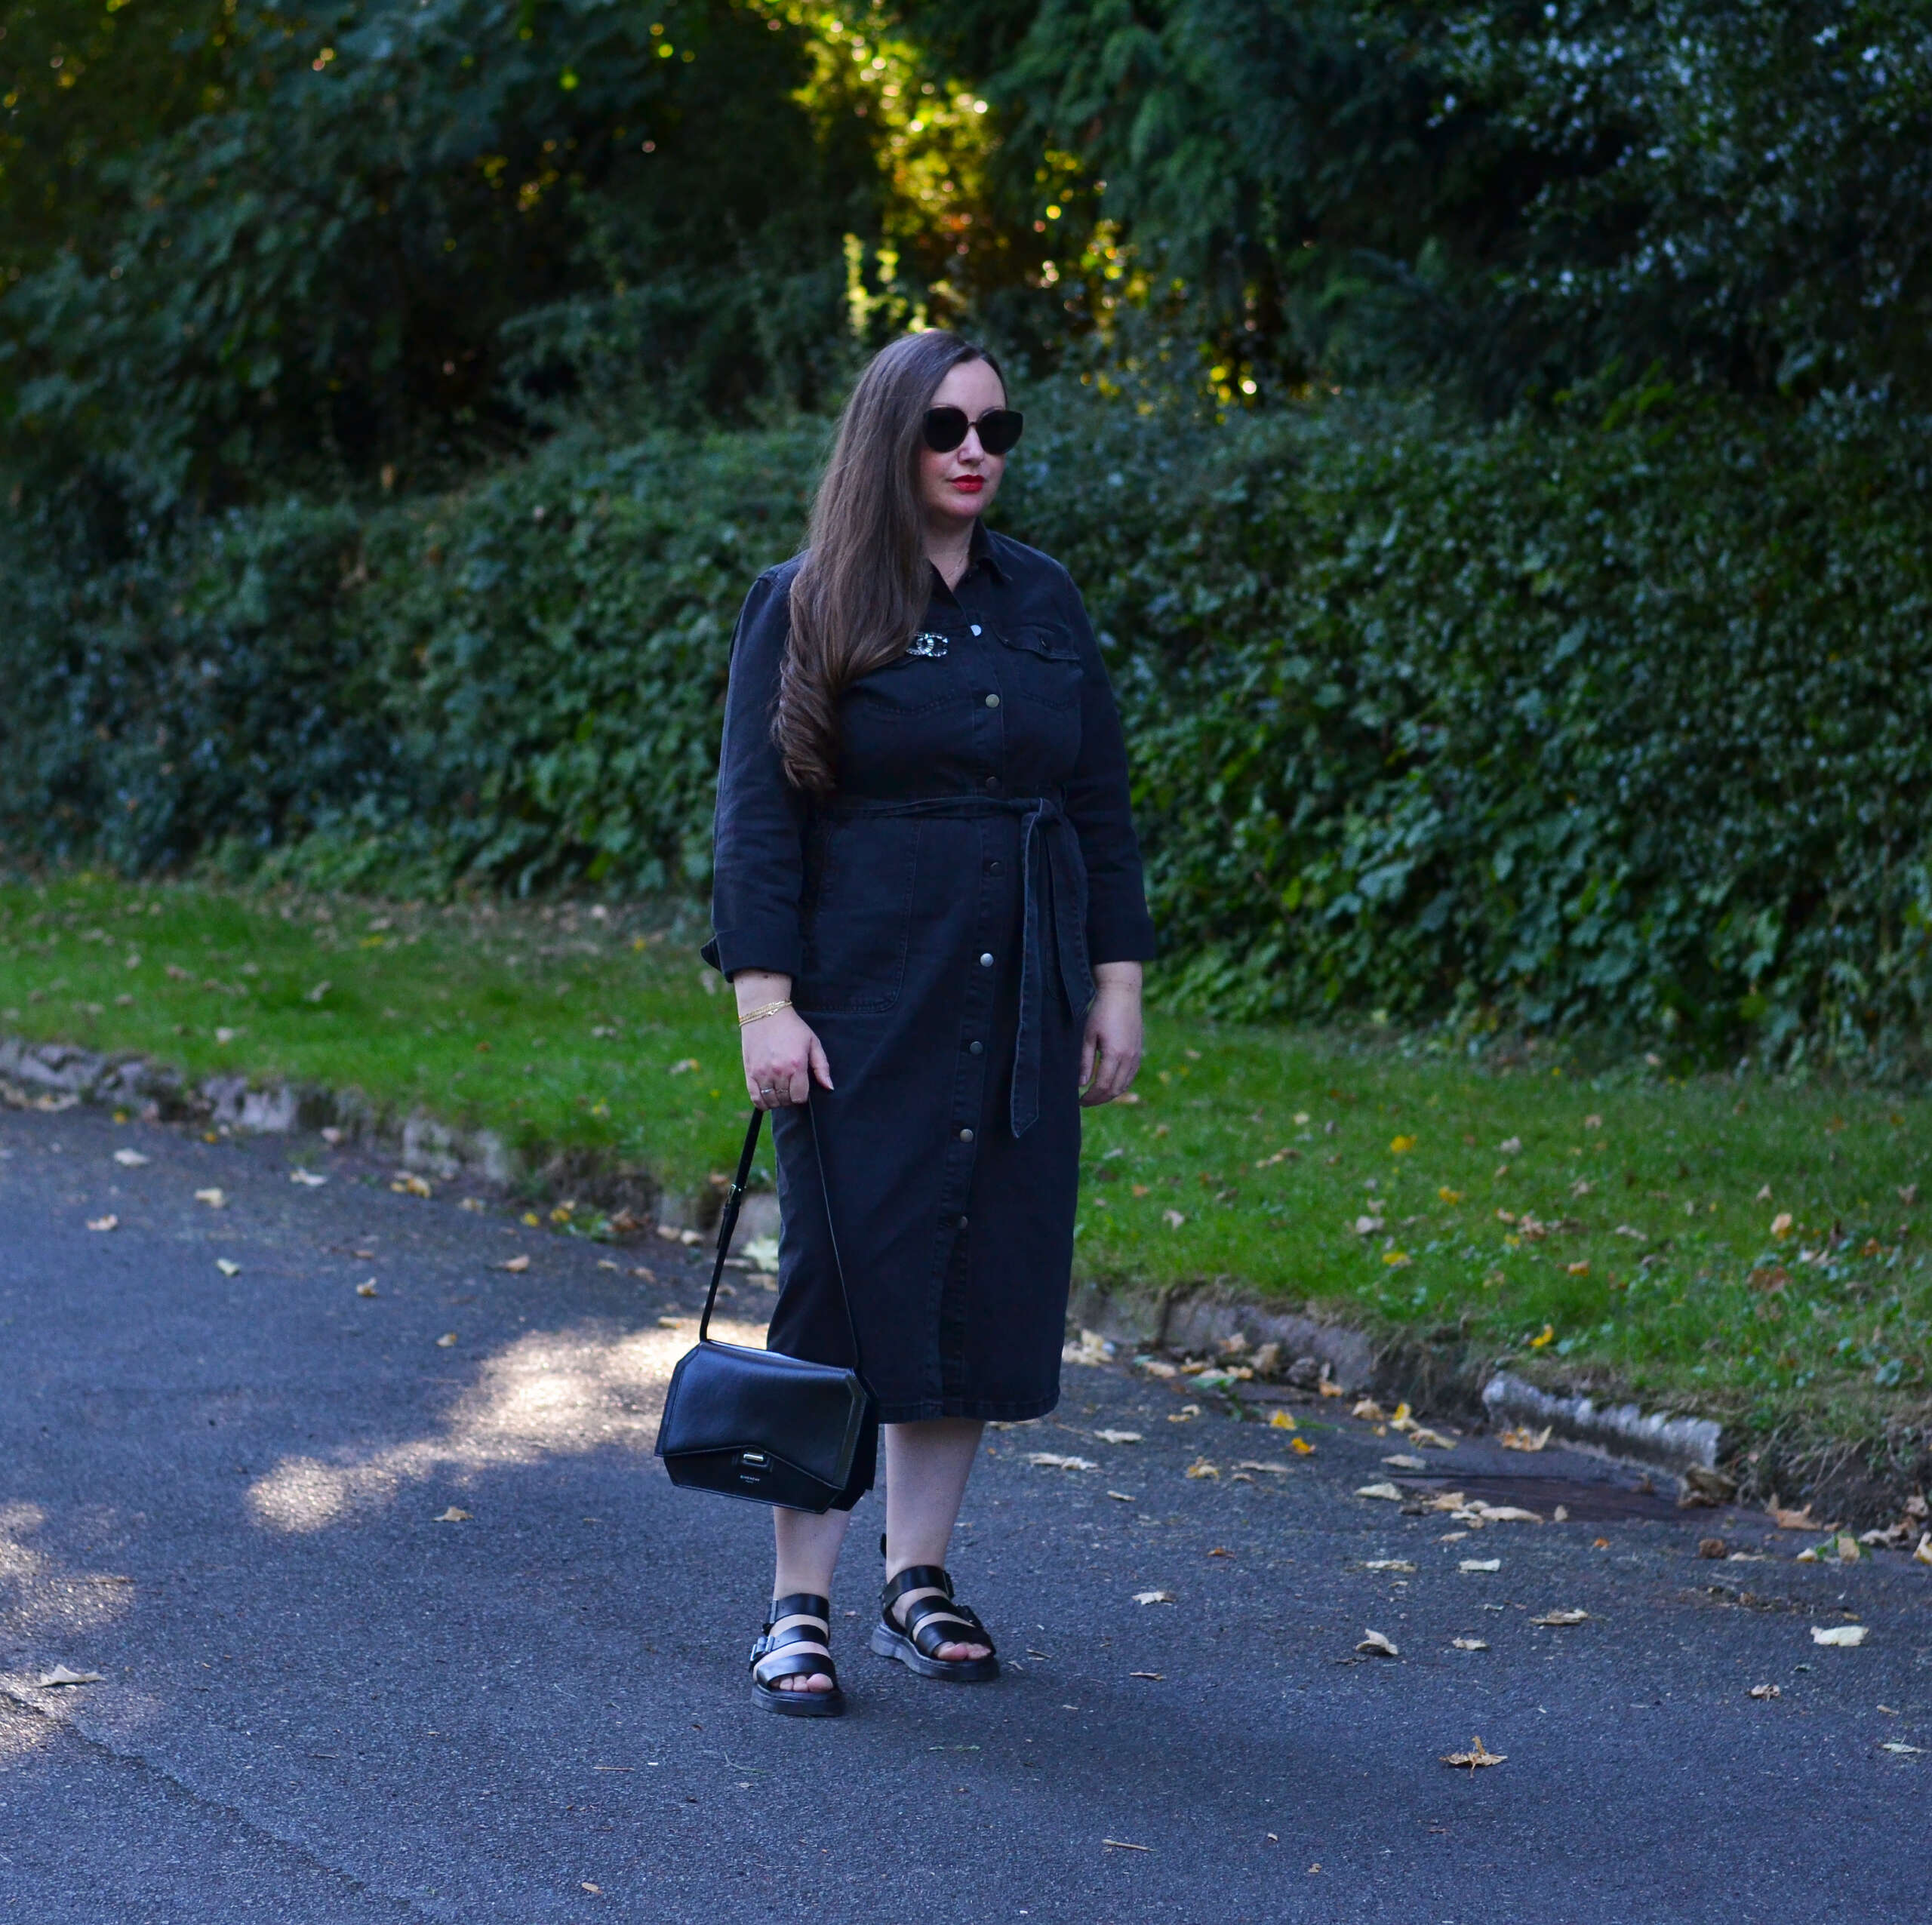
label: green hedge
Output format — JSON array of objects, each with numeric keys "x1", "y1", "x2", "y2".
[{"x1": 5, "y1": 386, "x2": 1930, "y2": 1063}]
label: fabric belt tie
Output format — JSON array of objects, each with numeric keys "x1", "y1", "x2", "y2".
[{"x1": 823, "y1": 794, "x2": 1091, "y2": 1136}]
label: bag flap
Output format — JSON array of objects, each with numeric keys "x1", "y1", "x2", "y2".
[{"x1": 656, "y1": 1340, "x2": 865, "y2": 1489}]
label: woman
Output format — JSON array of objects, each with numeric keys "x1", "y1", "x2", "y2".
[{"x1": 703, "y1": 331, "x2": 1155, "y2": 1717}]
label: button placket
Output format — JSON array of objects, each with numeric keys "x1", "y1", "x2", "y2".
[
  {"x1": 943, "y1": 820, "x2": 995, "y2": 1195},
  {"x1": 927, "y1": 816, "x2": 997, "y2": 1396}
]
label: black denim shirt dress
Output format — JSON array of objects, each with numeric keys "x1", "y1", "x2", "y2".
[{"x1": 704, "y1": 522, "x2": 1155, "y2": 1476}]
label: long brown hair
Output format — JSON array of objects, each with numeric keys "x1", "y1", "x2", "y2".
[{"x1": 776, "y1": 331, "x2": 1003, "y2": 794}]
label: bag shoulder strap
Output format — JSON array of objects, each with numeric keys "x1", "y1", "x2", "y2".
[{"x1": 697, "y1": 1106, "x2": 866, "y2": 1391}]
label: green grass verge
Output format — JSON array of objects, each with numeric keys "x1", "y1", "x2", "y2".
[{"x1": 5, "y1": 873, "x2": 1929, "y2": 1444}]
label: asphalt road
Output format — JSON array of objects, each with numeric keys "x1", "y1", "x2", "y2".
[{"x1": 2, "y1": 1100, "x2": 1927, "y2": 1924}]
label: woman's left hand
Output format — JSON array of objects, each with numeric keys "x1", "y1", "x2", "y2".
[{"x1": 1079, "y1": 963, "x2": 1144, "y2": 1107}]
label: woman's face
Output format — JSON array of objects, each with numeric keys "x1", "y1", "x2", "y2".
[{"x1": 916, "y1": 357, "x2": 1008, "y2": 534}]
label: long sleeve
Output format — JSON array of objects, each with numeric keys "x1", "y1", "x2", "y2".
[
  {"x1": 1057, "y1": 570, "x2": 1158, "y2": 965},
  {"x1": 703, "y1": 565, "x2": 811, "y2": 979}
]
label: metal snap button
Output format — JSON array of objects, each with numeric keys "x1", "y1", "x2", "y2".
[
  {"x1": 979, "y1": 952, "x2": 994, "y2": 967},
  {"x1": 968, "y1": 1040, "x2": 983, "y2": 1056},
  {"x1": 984, "y1": 693, "x2": 1000, "y2": 708},
  {"x1": 958, "y1": 1127, "x2": 975, "y2": 1143},
  {"x1": 970, "y1": 623, "x2": 983, "y2": 635},
  {"x1": 984, "y1": 776, "x2": 999, "y2": 791}
]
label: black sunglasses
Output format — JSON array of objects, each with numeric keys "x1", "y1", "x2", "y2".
[{"x1": 922, "y1": 406, "x2": 1025, "y2": 457}]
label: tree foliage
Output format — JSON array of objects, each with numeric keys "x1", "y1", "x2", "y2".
[
  {"x1": 954, "y1": 0, "x2": 1932, "y2": 407},
  {"x1": 2, "y1": 0, "x2": 884, "y2": 516}
]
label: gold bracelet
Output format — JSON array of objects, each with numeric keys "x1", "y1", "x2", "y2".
[{"x1": 737, "y1": 998, "x2": 793, "y2": 1027}]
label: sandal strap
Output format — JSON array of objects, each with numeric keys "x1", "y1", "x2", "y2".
[
  {"x1": 753, "y1": 1621, "x2": 830, "y2": 1657},
  {"x1": 900, "y1": 1593, "x2": 993, "y2": 1659},
  {"x1": 752, "y1": 1647, "x2": 837, "y2": 1688},
  {"x1": 881, "y1": 1564, "x2": 954, "y2": 1610},
  {"x1": 767, "y1": 1591, "x2": 831, "y2": 1629}
]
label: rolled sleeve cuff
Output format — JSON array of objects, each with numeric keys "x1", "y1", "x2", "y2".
[
  {"x1": 704, "y1": 924, "x2": 804, "y2": 980},
  {"x1": 1086, "y1": 902, "x2": 1157, "y2": 967}
]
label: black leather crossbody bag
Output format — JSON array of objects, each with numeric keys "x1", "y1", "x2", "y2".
[{"x1": 653, "y1": 1105, "x2": 870, "y2": 1512}]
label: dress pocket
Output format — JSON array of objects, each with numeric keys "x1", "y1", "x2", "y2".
[
  {"x1": 795, "y1": 820, "x2": 920, "y2": 1014},
  {"x1": 997, "y1": 624, "x2": 1084, "y2": 712},
  {"x1": 847, "y1": 646, "x2": 965, "y2": 721}
]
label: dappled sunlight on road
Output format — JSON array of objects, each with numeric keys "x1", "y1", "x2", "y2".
[
  {"x1": 0, "y1": 1500, "x2": 134, "y2": 1642},
  {"x1": 0, "y1": 1499, "x2": 139, "y2": 1742},
  {"x1": 246, "y1": 1315, "x2": 771, "y2": 1533}
]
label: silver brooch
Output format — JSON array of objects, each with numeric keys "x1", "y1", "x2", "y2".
[{"x1": 906, "y1": 631, "x2": 950, "y2": 659}]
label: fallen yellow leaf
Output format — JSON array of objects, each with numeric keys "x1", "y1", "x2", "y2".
[
  {"x1": 1267, "y1": 1410, "x2": 1298, "y2": 1431},
  {"x1": 1498, "y1": 1425, "x2": 1552, "y2": 1452},
  {"x1": 1529, "y1": 1324, "x2": 1556, "y2": 1349},
  {"x1": 1441, "y1": 1736, "x2": 1506, "y2": 1770},
  {"x1": 1289, "y1": 1437, "x2": 1316, "y2": 1456},
  {"x1": 1390, "y1": 1135, "x2": 1416, "y2": 1155}
]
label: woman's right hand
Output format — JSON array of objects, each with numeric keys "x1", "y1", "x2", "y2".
[{"x1": 734, "y1": 972, "x2": 833, "y2": 1109}]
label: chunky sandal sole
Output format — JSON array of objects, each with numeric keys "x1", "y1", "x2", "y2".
[
  {"x1": 752, "y1": 1678, "x2": 846, "y2": 1717},
  {"x1": 869, "y1": 1620, "x2": 999, "y2": 1683}
]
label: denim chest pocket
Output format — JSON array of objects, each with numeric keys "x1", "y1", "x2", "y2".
[
  {"x1": 996, "y1": 624, "x2": 1084, "y2": 711},
  {"x1": 848, "y1": 642, "x2": 967, "y2": 720}
]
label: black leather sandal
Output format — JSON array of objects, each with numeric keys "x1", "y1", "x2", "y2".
[
  {"x1": 870, "y1": 1564, "x2": 1000, "y2": 1683},
  {"x1": 750, "y1": 1593, "x2": 844, "y2": 1717}
]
